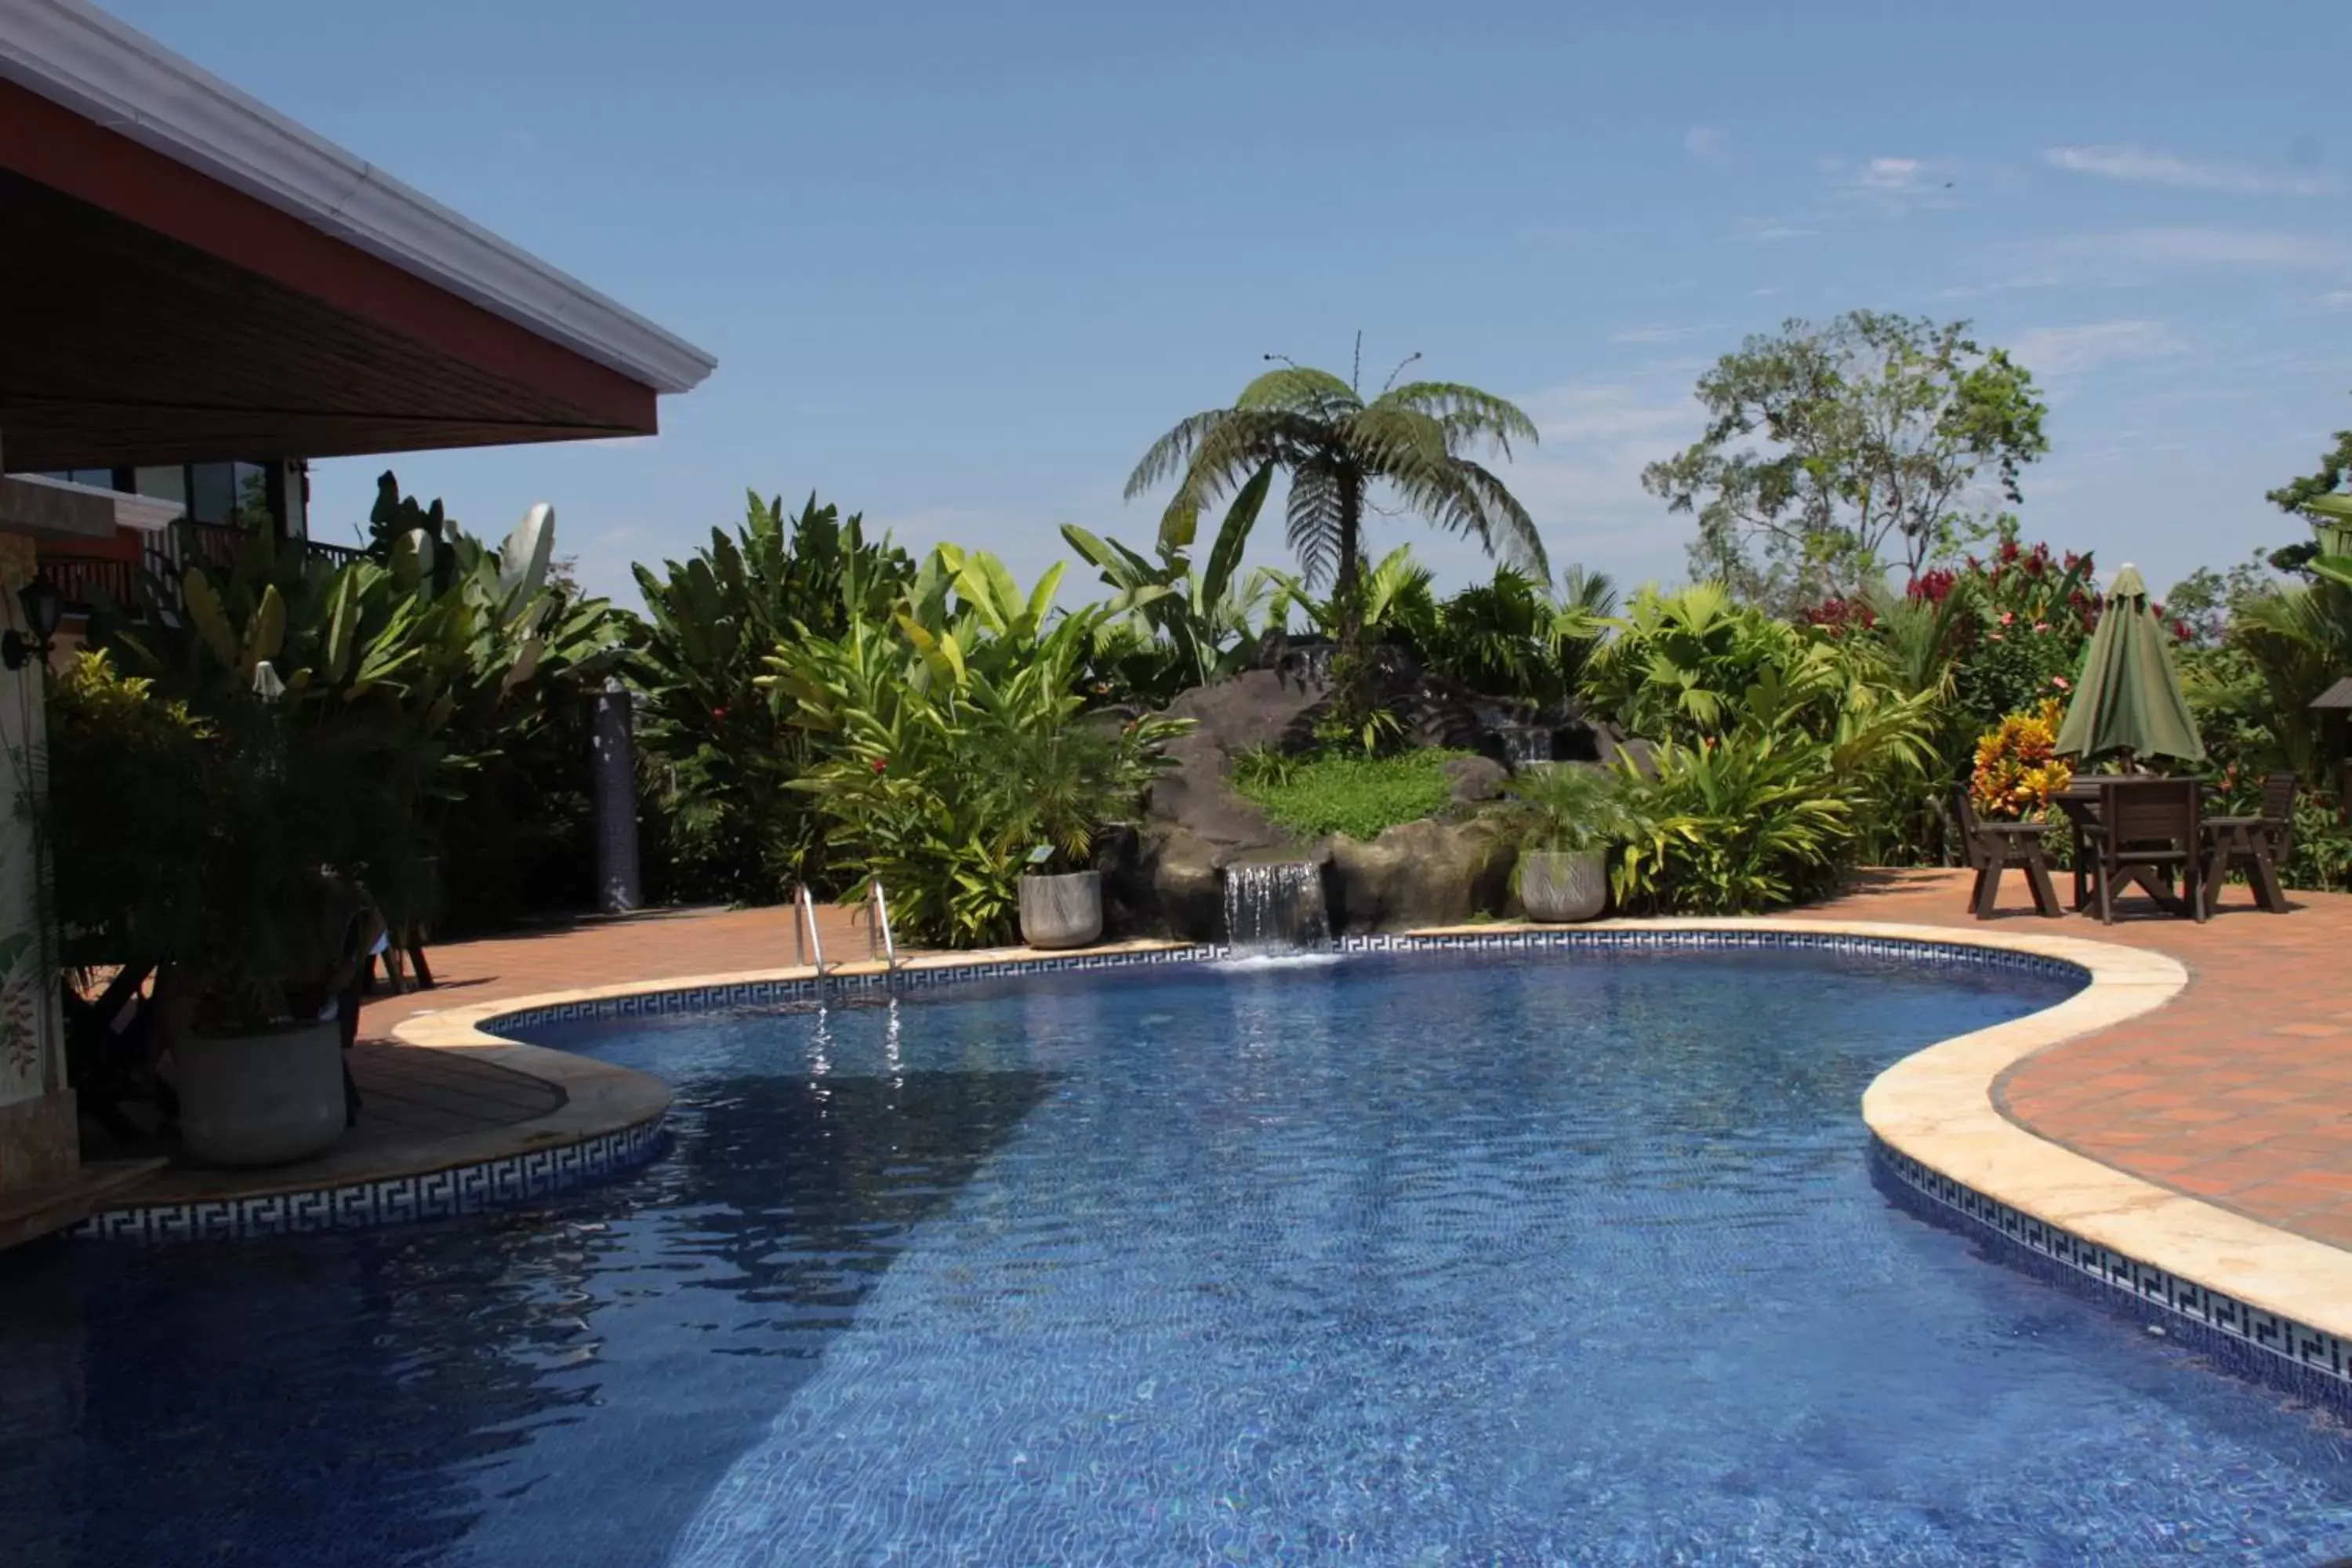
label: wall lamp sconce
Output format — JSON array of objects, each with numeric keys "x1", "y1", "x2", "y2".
[{"x1": 2, "y1": 575, "x2": 64, "y2": 671}]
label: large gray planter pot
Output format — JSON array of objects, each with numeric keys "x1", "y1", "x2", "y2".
[
  {"x1": 1517, "y1": 848, "x2": 1609, "y2": 924},
  {"x1": 175, "y1": 1018, "x2": 347, "y2": 1168},
  {"x1": 1020, "y1": 870, "x2": 1104, "y2": 949}
]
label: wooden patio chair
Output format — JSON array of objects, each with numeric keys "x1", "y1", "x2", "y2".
[
  {"x1": 2078, "y1": 778, "x2": 2204, "y2": 924},
  {"x1": 1952, "y1": 786, "x2": 2063, "y2": 919},
  {"x1": 2201, "y1": 770, "x2": 2296, "y2": 915}
]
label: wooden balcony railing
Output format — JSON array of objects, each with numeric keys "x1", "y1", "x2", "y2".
[
  {"x1": 51, "y1": 524, "x2": 372, "y2": 614},
  {"x1": 44, "y1": 553, "x2": 140, "y2": 614}
]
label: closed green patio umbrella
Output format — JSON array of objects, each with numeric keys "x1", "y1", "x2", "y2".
[{"x1": 2054, "y1": 563, "x2": 2205, "y2": 766}]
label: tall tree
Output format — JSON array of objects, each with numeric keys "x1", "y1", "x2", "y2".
[
  {"x1": 2267, "y1": 405, "x2": 2352, "y2": 578},
  {"x1": 1642, "y1": 311, "x2": 2049, "y2": 605},
  {"x1": 1125, "y1": 355, "x2": 1545, "y2": 662}
]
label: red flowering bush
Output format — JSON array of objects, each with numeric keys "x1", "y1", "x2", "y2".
[
  {"x1": 1946, "y1": 535, "x2": 2098, "y2": 734},
  {"x1": 1798, "y1": 595, "x2": 1878, "y2": 637}
]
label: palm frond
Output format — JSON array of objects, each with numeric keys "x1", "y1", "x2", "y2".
[
  {"x1": 1123, "y1": 410, "x2": 1229, "y2": 500},
  {"x1": 1388, "y1": 457, "x2": 1550, "y2": 579},
  {"x1": 1375, "y1": 382, "x2": 1541, "y2": 454},
  {"x1": 1236, "y1": 367, "x2": 1360, "y2": 415},
  {"x1": 1285, "y1": 470, "x2": 1345, "y2": 587}
]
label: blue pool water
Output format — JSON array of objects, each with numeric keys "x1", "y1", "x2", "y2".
[{"x1": 5, "y1": 946, "x2": 2352, "y2": 1566}]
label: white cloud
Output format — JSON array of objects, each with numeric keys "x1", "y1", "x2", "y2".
[
  {"x1": 1823, "y1": 155, "x2": 1960, "y2": 214},
  {"x1": 2322, "y1": 290, "x2": 2352, "y2": 309},
  {"x1": 2042, "y1": 144, "x2": 2338, "y2": 198},
  {"x1": 2008, "y1": 226, "x2": 2352, "y2": 275},
  {"x1": 1607, "y1": 322, "x2": 1726, "y2": 345},
  {"x1": 1740, "y1": 219, "x2": 1815, "y2": 242},
  {"x1": 2008, "y1": 321, "x2": 2187, "y2": 377},
  {"x1": 1684, "y1": 125, "x2": 1727, "y2": 162},
  {"x1": 1859, "y1": 156, "x2": 1924, "y2": 191}
]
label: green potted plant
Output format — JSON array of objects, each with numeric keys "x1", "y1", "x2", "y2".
[
  {"x1": 980, "y1": 707, "x2": 1186, "y2": 951},
  {"x1": 48, "y1": 653, "x2": 419, "y2": 1167},
  {"x1": 1504, "y1": 762, "x2": 1632, "y2": 922}
]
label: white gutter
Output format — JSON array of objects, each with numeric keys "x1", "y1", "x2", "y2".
[{"x1": 0, "y1": 0, "x2": 717, "y2": 397}]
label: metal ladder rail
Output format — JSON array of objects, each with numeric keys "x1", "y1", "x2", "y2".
[
  {"x1": 866, "y1": 878, "x2": 902, "y2": 977},
  {"x1": 790, "y1": 883, "x2": 828, "y2": 983}
]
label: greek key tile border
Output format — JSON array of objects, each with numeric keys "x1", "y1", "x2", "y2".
[
  {"x1": 484, "y1": 928, "x2": 2086, "y2": 1037},
  {"x1": 1341, "y1": 927, "x2": 2086, "y2": 985},
  {"x1": 74, "y1": 1115, "x2": 670, "y2": 1244},
  {"x1": 1872, "y1": 1137, "x2": 2352, "y2": 1410}
]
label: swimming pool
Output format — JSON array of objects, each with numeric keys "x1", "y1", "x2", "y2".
[{"x1": 5, "y1": 945, "x2": 2350, "y2": 1565}]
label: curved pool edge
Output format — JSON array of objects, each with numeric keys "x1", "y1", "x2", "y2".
[
  {"x1": 76, "y1": 919, "x2": 2352, "y2": 1409},
  {"x1": 71, "y1": 1037, "x2": 676, "y2": 1243}
]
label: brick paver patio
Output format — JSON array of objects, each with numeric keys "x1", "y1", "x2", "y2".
[
  {"x1": 366, "y1": 877, "x2": 2352, "y2": 1257},
  {"x1": 359, "y1": 902, "x2": 875, "y2": 1040},
  {"x1": 1796, "y1": 868, "x2": 2352, "y2": 1252}
]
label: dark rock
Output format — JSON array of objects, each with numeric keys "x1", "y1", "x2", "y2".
[
  {"x1": 1109, "y1": 666, "x2": 1642, "y2": 941},
  {"x1": 1443, "y1": 755, "x2": 1510, "y2": 804}
]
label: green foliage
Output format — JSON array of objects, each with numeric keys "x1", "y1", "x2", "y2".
[
  {"x1": 1504, "y1": 763, "x2": 1634, "y2": 854},
  {"x1": 1580, "y1": 583, "x2": 1939, "y2": 902},
  {"x1": 2267, "y1": 409, "x2": 2352, "y2": 520},
  {"x1": 1585, "y1": 583, "x2": 1831, "y2": 742},
  {"x1": 765, "y1": 546, "x2": 1189, "y2": 947},
  {"x1": 1417, "y1": 565, "x2": 1614, "y2": 706},
  {"x1": 1642, "y1": 311, "x2": 2049, "y2": 605},
  {"x1": 2229, "y1": 582, "x2": 2352, "y2": 783},
  {"x1": 69, "y1": 484, "x2": 624, "y2": 971},
  {"x1": 631, "y1": 494, "x2": 916, "y2": 903},
  {"x1": 51, "y1": 637, "x2": 415, "y2": 1030},
  {"x1": 1230, "y1": 747, "x2": 1468, "y2": 842},
  {"x1": 1127, "y1": 353, "x2": 1544, "y2": 663},
  {"x1": 1061, "y1": 469, "x2": 1282, "y2": 706},
  {"x1": 1611, "y1": 731, "x2": 1854, "y2": 914}
]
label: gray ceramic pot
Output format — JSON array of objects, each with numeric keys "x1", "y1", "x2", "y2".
[
  {"x1": 1517, "y1": 848, "x2": 1609, "y2": 924},
  {"x1": 1019, "y1": 870, "x2": 1104, "y2": 949},
  {"x1": 174, "y1": 1018, "x2": 347, "y2": 1167}
]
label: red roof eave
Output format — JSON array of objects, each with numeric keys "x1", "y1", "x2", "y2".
[{"x1": 0, "y1": 78, "x2": 659, "y2": 434}]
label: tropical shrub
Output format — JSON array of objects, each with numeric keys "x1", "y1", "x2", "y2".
[
  {"x1": 767, "y1": 547, "x2": 1188, "y2": 946},
  {"x1": 632, "y1": 494, "x2": 916, "y2": 903},
  {"x1": 1062, "y1": 466, "x2": 1281, "y2": 707},
  {"x1": 1611, "y1": 732, "x2": 1854, "y2": 914},
  {"x1": 1231, "y1": 747, "x2": 1469, "y2": 842},
  {"x1": 49, "y1": 637, "x2": 419, "y2": 1030},
  {"x1": 78, "y1": 484, "x2": 620, "y2": 943},
  {"x1": 1416, "y1": 565, "x2": 1616, "y2": 707},
  {"x1": 1969, "y1": 699, "x2": 2073, "y2": 820}
]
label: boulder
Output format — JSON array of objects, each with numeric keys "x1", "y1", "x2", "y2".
[
  {"x1": 1323, "y1": 816, "x2": 1516, "y2": 934},
  {"x1": 1443, "y1": 754, "x2": 1510, "y2": 804}
]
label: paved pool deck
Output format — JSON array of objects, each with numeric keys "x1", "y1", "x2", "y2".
[{"x1": 1794, "y1": 867, "x2": 2352, "y2": 1254}]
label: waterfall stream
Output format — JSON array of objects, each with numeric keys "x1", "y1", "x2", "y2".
[{"x1": 1221, "y1": 862, "x2": 1332, "y2": 953}]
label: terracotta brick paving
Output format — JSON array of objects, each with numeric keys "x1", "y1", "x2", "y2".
[
  {"x1": 367, "y1": 877, "x2": 2352, "y2": 1256},
  {"x1": 1795, "y1": 867, "x2": 2352, "y2": 1252},
  {"x1": 358, "y1": 903, "x2": 874, "y2": 1042}
]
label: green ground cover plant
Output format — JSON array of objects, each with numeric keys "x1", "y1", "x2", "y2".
[{"x1": 1232, "y1": 747, "x2": 1471, "y2": 841}]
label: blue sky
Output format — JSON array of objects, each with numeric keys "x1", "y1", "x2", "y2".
[{"x1": 108, "y1": 0, "x2": 2352, "y2": 607}]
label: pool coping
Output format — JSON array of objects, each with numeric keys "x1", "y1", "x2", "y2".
[{"x1": 76, "y1": 919, "x2": 2352, "y2": 1403}]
